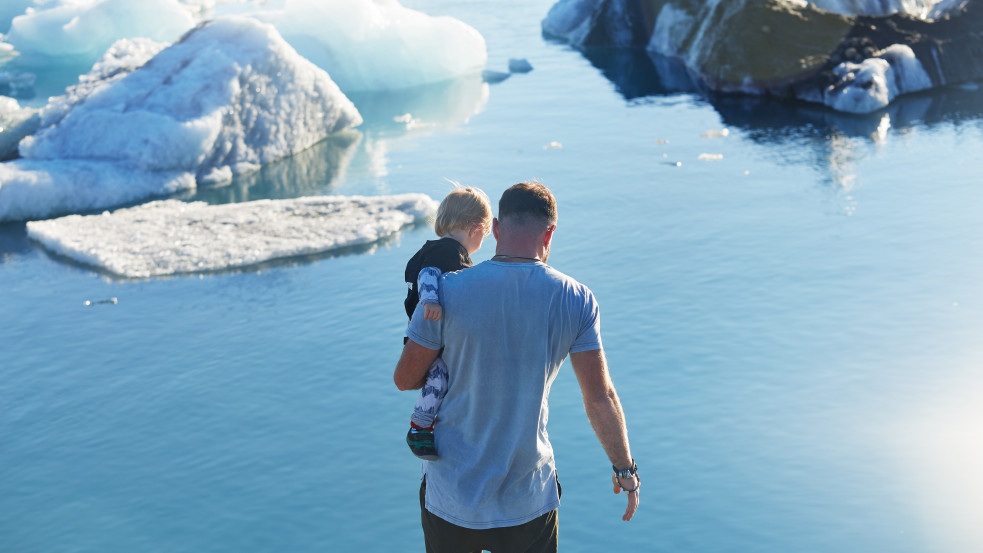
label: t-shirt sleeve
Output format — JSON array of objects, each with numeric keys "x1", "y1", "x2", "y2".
[
  {"x1": 569, "y1": 288, "x2": 602, "y2": 353},
  {"x1": 407, "y1": 301, "x2": 443, "y2": 350}
]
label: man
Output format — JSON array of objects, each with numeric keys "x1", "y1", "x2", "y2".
[{"x1": 394, "y1": 182, "x2": 639, "y2": 552}]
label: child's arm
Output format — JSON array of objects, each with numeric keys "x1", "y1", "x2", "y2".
[{"x1": 417, "y1": 266, "x2": 443, "y2": 321}]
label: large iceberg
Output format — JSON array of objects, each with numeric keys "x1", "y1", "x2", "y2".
[
  {"x1": 252, "y1": 0, "x2": 487, "y2": 92},
  {"x1": 25, "y1": 193, "x2": 437, "y2": 278},
  {"x1": 1, "y1": 0, "x2": 487, "y2": 93},
  {"x1": 0, "y1": 16, "x2": 362, "y2": 223},
  {"x1": 542, "y1": 0, "x2": 983, "y2": 113}
]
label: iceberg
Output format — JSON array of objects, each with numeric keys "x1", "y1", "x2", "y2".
[
  {"x1": 1, "y1": 0, "x2": 487, "y2": 93},
  {"x1": 2, "y1": 0, "x2": 195, "y2": 65},
  {"x1": 0, "y1": 16, "x2": 362, "y2": 223},
  {"x1": 542, "y1": 0, "x2": 983, "y2": 113},
  {"x1": 251, "y1": 0, "x2": 487, "y2": 92},
  {"x1": 25, "y1": 193, "x2": 437, "y2": 278}
]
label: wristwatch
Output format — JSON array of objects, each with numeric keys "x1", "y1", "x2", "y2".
[{"x1": 613, "y1": 459, "x2": 638, "y2": 480}]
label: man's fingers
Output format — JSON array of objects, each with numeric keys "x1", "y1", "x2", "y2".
[{"x1": 622, "y1": 491, "x2": 639, "y2": 521}]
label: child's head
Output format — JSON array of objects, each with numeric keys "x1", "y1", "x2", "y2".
[{"x1": 434, "y1": 185, "x2": 493, "y2": 239}]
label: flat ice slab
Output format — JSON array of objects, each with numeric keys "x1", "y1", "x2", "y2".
[{"x1": 26, "y1": 193, "x2": 437, "y2": 278}]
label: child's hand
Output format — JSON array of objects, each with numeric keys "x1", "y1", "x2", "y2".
[{"x1": 423, "y1": 303, "x2": 443, "y2": 321}]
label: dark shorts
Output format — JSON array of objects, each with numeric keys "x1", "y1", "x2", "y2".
[{"x1": 419, "y1": 476, "x2": 560, "y2": 553}]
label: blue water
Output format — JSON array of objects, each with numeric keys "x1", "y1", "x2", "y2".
[{"x1": 4, "y1": 1, "x2": 983, "y2": 551}]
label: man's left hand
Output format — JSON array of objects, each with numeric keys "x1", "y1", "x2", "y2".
[{"x1": 612, "y1": 473, "x2": 640, "y2": 522}]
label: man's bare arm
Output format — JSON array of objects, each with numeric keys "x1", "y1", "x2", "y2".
[
  {"x1": 570, "y1": 348, "x2": 639, "y2": 522},
  {"x1": 394, "y1": 339, "x2": 440, "y2": 390}
]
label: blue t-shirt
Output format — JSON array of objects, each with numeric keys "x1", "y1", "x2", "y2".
[{"x1": 407, "y1": 260, "x2": 602, "y2": 529}]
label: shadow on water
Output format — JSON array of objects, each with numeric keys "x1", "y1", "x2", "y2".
[{"x1": 579, "y1": 47, "x2": 983, "y2": 139}]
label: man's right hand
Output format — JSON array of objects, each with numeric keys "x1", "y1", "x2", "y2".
[{"x1": 612, "y1": 473, "x2": 640, "y2": 521}]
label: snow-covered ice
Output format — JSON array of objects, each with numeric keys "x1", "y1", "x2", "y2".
[
  {"x1": 0, "y1": 16, "x2": 362, "y2": 222},
  {"x1": 25, "y1": 193, "x2": 437, "y2": 278},
  {"x1": 823, "y1": 44, "x2": 933, "y2": 113},
  {"x1": 797, "y1": 0, "x2": 958, "y2": 18}
]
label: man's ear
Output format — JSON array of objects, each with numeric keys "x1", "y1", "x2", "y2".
[
  {"x1": 544, "y1": 224, "x2": 556, "y2": 247},
  {"x1": 492, "y1": 218, "x2": 500, "y2": 240}
]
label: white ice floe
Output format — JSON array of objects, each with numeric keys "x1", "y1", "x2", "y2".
[
  {"x1": 0, "y1": 16, "x2": 361, "y2": 223},
  {"x1": 25, "y1": 193, "x2": 437, "y2": 278},
  {"x1": 823, "y1": 44, "x2": 933, "y2": 113}
]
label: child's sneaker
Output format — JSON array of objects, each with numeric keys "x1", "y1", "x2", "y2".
[{"x1": 406, "y1": 426, "x2": 438, "y2": 460}]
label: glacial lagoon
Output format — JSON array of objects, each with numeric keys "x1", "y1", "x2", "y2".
[{"x1": 2, "y1": 0, "x2": 983, "y2": 551}]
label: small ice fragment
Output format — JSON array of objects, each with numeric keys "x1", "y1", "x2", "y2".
[
  {"x1": 653, "y1": 139, "x2": 669, "y2": 144},
  {"x1": 663, "y1": 161, "x2": 682, "y2": 167},
  {"x1": 543, "y1": 141, "x2": 562, "y2": 150},
  {"x1": 698, "y1": 153, "x2": 723, "y2": 161},
  {"x1": 83, "y1": 297, "x2": 118, "y2": 306},
  {"x1": 743, "y1": 170, "x2": 750, "y2": 175},
  {"x1": 508, "y1": 58, "x2": 533, "y2": 73},
  {"x1": 700, "y1": 129, "x2": 729, "y2": 138},
  {"x1": 482, "y1": 70, "x2": 510, "y2": 83}
]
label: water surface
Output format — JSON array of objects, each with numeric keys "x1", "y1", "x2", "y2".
[{"x1": 3, "y1": 1, "x2": 983, "y2": 551}]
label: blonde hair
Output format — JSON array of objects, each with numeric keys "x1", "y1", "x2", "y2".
[{"x1": 434, "y1": 185, "x2": 493, "y2": 237}]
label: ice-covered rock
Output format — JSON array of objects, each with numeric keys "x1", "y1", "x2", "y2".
[
  {"x1": 252, "y1": 0, "x2": 487, "y2": 92},
  {"x1": 25, "y1": 193, "x2": 437, "y2": 278},
  {"x1": 2, "y1": 0, "x2": 195, "y2": 65},
  {"x1": 542, "y1": 0, "x2": 983, "y2": 113},
  {"x1": 0, "y1": 16, "x2": 362, "y2": 223}
]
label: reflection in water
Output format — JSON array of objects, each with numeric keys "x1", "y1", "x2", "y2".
[
  {"x1": 188, "y1": 75, "x2": 489, "y2": 201},
  {"x1": 580, "y1": 47, "x2": 983, "y2": 209},
  {"x1": 0, "y1": 222, "x2": 30, "y2": 262},
  {"x1": 186, "y1": 130, "x2": 362, "y2": 204},
  {"x1": 347, "y1": 74, "x2": 488, "y2": 133}
]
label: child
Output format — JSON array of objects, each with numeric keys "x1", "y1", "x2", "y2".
[{"x1": 403, "y1": 186, "x2": 493, "y2": 460}]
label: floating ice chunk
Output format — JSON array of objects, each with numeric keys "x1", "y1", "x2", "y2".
[
  {"x1": 2, "y1": 0, "x2": 195, "y2": 65},
  {"x1": 698, "y1": 153, "x2": 723, "y2": 161},
  {"x1": 701, "y1": 128, "x2": 730, "y2": 138},
  {"x1": 25, "y1": 193, "x2": 438, "y2": 278},
  {"x1": 0, "y1": 158, "x2": 195, "y2": 222},
  {"x1": 1, "y1": 16, "x2": 362, "y2": 222},
  {"x1": 508, "y1": 58, "x2": 534, "y2": 73},
  {"x1": 543, "y1": 141, "x2": 563, "y2": 149},
  {"x1": 253, "y1": 0, "x2": 487, "y2": 92},
  {"x1": 823, "y1": 44, "x2": 932, "y2": 113},
  {"x1": 481, "y1": 70, "x2": 511, "y2": 84},
  {"x1": 0, "y1": 0, "x2": 46, "y2": 34},
  {"x1": 0, "y1": 96, "x2": 39, "y2": 161}
]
